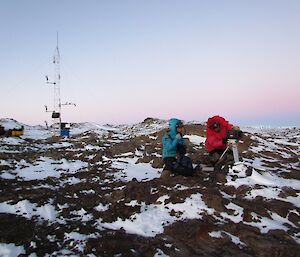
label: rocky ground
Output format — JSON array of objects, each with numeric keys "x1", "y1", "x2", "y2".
[{"x1": 0, "y1": 118, "x2": 299, "y2": 257}]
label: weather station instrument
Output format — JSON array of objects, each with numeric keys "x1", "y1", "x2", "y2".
[{"x1": 44, "y1": 33, "x2": 76, "y2": 136}]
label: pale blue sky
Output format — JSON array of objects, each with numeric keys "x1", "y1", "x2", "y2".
[{"x1": 1, "y1": 0, "x2": 299, "y2": 126}]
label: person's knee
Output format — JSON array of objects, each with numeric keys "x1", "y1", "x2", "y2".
[{"x1": 210, "y1": 152, "x2": 220, "y2": 164}]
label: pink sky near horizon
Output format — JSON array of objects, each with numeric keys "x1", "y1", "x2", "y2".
[{"x1": 1, "y1": 1, "x2": 300, "y2": 126}]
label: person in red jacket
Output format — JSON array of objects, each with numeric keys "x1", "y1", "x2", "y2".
[{"x1": 205, "y1": 115, "x2": 234, "y2": 165}]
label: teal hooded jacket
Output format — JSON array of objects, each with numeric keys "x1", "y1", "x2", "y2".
[{"x1": 162, "y1": 118, "x2": 185, "y2": 159}]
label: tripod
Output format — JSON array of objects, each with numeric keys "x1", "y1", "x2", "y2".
[{"x1": 218, "y1": 139, "x2": 240, "y2": 164}]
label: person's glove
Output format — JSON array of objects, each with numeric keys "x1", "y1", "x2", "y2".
[
  {"x1": 175, "y1": 133, "x2": 182, "y2": 139},
  {"x1": 222, "y1": 138, "x2": 228, "y2": 144}
]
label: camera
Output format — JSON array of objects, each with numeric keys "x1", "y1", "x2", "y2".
[{"x1": 226, "y1": 129, "x2": 243, "y2": 140}]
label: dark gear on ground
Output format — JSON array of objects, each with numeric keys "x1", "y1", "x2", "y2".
[{"x1": 163, "y1": 156, "x2": 199, "y2": 177}]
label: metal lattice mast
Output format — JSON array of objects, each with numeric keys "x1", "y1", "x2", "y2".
[
  {"x1": 53, "y1": 34, "x2": 61, "y2": 126},
  {"x1": 45, "y1": 33, "x2": 76, "y2": 134}
]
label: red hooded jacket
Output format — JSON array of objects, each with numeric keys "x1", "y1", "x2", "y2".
[{"x1": 205, "y1": 116, "x2": 233, "y2": 153}]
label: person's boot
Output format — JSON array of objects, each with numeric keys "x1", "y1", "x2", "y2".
[
  {"x1": 194, "y1": 164, "x2": 202, "y2": 173},
  {"x1": 214, "y1": 161, "x2": 223, "y2": 172}
]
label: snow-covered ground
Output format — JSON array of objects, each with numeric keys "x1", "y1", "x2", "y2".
[{"x1": 0, "y1": 118, "x2": 299, "y2": 256}]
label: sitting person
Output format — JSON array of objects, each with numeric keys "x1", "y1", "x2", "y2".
[
  {"x1": 205, "y1": 115, "x2": 239, "y2": 166},
  {"x1": 162, "y1": 118, "x2": 199, "y2": 177}
]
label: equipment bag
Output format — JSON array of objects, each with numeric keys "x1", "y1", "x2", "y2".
[{"x1": 172, "y1": 155, "x2": 195, "y2": 176}]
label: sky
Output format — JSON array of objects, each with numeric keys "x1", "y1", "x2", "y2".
[{"x1": 0, "y1": 0, "x2": 299, "y2": 126}]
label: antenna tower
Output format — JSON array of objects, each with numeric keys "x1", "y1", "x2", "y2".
[{"x1": 45, "y1": 33, "x2": 76, "y2": 134}]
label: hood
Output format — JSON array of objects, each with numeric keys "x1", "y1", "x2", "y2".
[
  {"x1": 206, "y1": 115, "x2": 234, "y2": 133},
  {"x1": 168, "y1": 118, "x2": 181, "y2": 138},
  {"x1": 207, "y1": 115, "x2": 225, "y2": 128}
]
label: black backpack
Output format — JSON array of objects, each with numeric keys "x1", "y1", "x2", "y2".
[
  {"x1": 172, "y1": 155, "x2": 195, "y2": 176},
  {"x1": 178, "y1": 155, "x2": 193, "y2": 169}
]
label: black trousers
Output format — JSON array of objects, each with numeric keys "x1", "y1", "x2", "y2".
[
  {"x1": 163, "y1": 157, "x2": 195, "y2": 177},
  {"x1": 209, "y1": 149, "x2": 233, "y2": 166}
]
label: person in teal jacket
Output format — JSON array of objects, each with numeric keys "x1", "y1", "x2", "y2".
[
  {"x1": 162, "y1": 118, "x2": 185, "y2": 159},
  {"x1": 162, "y1": 118, "x2": 199, "y2": 176}
]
